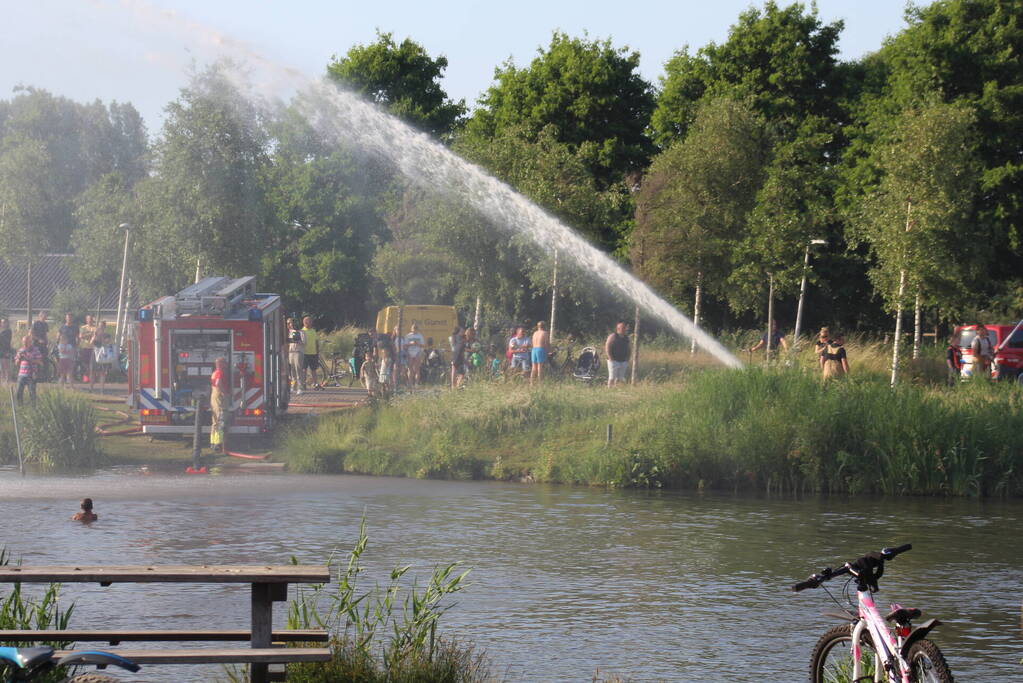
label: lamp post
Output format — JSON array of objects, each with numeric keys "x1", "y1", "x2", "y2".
[
  {"x1": 793, "y1": 239, "x2": 828, "y2": 345},
  {"x1": 114, "y1": 223, "x2": 132, "y2": 349}
]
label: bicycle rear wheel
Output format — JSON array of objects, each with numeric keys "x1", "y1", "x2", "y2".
[
  {"x1": 907, "y1": 639, "x2": 953, "y2": 683},
  {"x1": 810, "y1": 624, "x2": 878, "y2": 683}
]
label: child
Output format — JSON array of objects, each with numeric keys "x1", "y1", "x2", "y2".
[
  {"x1": 71, "y1": 497, "x2": 98, "y2": 522},
  {"x1": 57, "y1": 333, "x2": 75, "y2": 387},
  {"x1": 361, "y1": 351, "x2": 380, "y2": 398},
  {"x1": 377, "y1": 347, "x2": 393, "y2": 398},
  {"x1": 14, "y1": 335, "x2": 41, "y2": 404}
]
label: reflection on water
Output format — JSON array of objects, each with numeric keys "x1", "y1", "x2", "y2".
[{"x1": 0, "y1": 472, "x2": 1020, "y2": 681}]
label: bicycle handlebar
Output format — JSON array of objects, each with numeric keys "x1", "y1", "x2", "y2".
[{"x1": 791, "y1": 544, "x2": 912, "y2": 592}]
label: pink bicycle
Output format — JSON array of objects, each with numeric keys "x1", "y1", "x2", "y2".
[{"x1": 792, "y1": 544, "x2": 954, "y2": 682}]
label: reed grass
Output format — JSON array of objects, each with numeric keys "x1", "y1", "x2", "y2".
[
  {"x1": 221, "y1": 519, "x2": 491, "y2": 683},
  {"x1": 281, "y1": 366, "x2": 1023, "y2": 497},
  {"x1": 21, "y1": 389, "x2": 102, "y2": 470}
]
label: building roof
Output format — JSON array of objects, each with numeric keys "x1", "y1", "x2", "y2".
[{"x1": 0, "y1": 254, "x2": 119, "y2": 314}]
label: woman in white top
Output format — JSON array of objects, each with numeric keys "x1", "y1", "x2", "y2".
[{"x1": 405, "y1": 322, "x2": 425, "y2": 389}]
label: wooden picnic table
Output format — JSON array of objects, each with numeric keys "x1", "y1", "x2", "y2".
[{"x1": 0, "y1": 565, "x2": 331, "y2": 683}]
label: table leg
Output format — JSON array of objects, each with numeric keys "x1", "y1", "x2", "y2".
[{"x1": 251, "y1": 583, "x2": 271, "y2": 683}]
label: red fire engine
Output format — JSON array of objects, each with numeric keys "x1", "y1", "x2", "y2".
[{"x1": 129, "y1": 276, "x2": 288, "y2": 436}]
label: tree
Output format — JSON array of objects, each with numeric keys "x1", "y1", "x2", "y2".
[
  {"x1": 633, "y1": 96, "x2": 770, "y2": 335},
  {"x1": 847, "y1": 101, "x2": 980, "y2": 383},
  {"x1": 137, "y1": 65, "x2": 273, "y2": 297},
  {"x1": 466, "y1": 32, "x2": 655, "y2": 189},
  {"x1": 843, "y1": 0, "x2": 1023, "y2": 298},
  {"x1": 727, "y1": 116, "x2": 836, "y2": 315},
  {"x1": 327, "y1": 31, "x2": 466, "y2": 138},
  {"x1": 651, "y1": 1, "x2": 844, "y2": 147},
  {"x1": 262, "y1": 104, "x2": 393, "y2": 322},
  {"x1": 0, "y1": 88, "x2": 148, "y2": 253}
]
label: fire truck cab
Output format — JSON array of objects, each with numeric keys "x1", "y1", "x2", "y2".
[{"x1": 130, "y1": 276, "x2": 288, "y2": 436}]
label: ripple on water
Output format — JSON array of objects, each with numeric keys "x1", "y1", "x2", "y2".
[{"x1": 1, "y1": 474, "x2": 1021, "y2": 681}]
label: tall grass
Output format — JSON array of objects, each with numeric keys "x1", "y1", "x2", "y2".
[
  {"x1": 22, "y1": 389, "x2": 101, "y2": 470},
  {"x1": 281, "y1": 368, "x2": 1023, "y2": 497},
  {"x1": 221, "y1": 519, "x2": 489, "y2": 683}
]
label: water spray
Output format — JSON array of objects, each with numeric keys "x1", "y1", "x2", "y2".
[{"x1": 113, "y1": 0, "x2": 744, "y2": 368}]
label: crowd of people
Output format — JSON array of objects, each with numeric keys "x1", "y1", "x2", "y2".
[
  {"x1": 1, "y1": 310, "x2": 118, "y2": 403},
  {"x1": 284, "y1": 318, "x2": 638, "y2": 399}
]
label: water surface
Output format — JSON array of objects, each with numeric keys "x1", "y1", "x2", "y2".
[{"x1": 1, "y1": 473, "x2": 1019, "y2": 681}]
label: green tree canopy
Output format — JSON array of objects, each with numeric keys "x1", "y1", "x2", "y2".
[
  {"x1": 466, "y1": 32, "x2": 655, "y2": 188},
  {"x1": 327, "y1": 31, "x2": 466, "y2": 138},
  {"x1": 651, "y1": 1, "x2": 844, "y2": 147},
  {"x1": 847, "y1": 100, "x2": 981, "y2": 316},
  {"x1": 633, "y1": 96, "x2": 770, "y2": 309}
]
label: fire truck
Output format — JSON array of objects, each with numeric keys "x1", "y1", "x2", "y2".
[{"x1": 129, "y1": 276, "x2": 288, "y2": 436}]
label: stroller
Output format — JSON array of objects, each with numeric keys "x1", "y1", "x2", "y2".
[{"x1": 572, "y1": 346, "x2": 600, "y2": 383}]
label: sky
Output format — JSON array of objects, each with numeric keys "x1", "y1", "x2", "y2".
[{"x1": 0, "y1": 0, "x2": 912, "y2": 135}]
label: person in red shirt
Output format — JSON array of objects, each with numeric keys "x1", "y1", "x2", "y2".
[{"x1": 210, "y1": 357, "x2": 228, "y2": 452}]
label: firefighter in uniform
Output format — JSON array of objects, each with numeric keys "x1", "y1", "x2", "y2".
[{"x1": 210, "y1": 357, "x2": 228, "y2": 451}]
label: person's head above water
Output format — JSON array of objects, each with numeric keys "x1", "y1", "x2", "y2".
[{"x1": 81, "y1": 498, "x2": 93, "y2": 511}]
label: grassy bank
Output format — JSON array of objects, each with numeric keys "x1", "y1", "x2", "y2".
[{"x1": 280, "y1": 367, "x2": 1023, "y2": 496}]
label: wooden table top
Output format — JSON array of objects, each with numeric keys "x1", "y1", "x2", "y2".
[{"x1": 0, "y1": 565, "x2": 330, "y2": 583}]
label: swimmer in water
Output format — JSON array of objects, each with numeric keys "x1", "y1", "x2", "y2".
[{"x1": 71, "y1": 497, "x2": 98, "y2": 522}]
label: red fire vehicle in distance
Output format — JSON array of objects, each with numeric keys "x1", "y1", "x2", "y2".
[
  {"x1": 953, "y1": 323, "x2": 1023, "y2": 381},
  {"x1": 129, "y1": 276, "x2": 289, "y2": 436}
]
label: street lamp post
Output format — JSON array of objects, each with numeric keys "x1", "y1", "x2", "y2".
[
  {"x1": 793, "y1": 239, "x2": 828, "y2": 345},
  {"x1": 114, "y1": 223, "x2": 132, "y2": 349}
]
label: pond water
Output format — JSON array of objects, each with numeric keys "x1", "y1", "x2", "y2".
[{"x1": 0, "y1": 472, "x2": 1020, "y2": 681}]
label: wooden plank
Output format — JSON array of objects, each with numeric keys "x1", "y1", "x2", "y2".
[
  {"x1": 0, "y1": 565, "x2": 329, "y2": 584},
  {"x1": 53, "y1": 647, "x2": 331, "y2": 665},
  {"x1": 0, "y1": 629, "x2": 328, "y2": 643}
]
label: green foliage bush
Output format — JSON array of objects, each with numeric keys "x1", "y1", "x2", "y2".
[
  {"x1": 22, "y1": 390, "x2": 101, "y2": 470},
  {"x1": 283, "y1": 368, "x2": 1023, "y2": 497}
]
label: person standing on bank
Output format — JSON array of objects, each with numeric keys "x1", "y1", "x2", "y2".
[
  {"x1": 287, "y1": 318, "x2": 305, "y2": 396},
  {"x1": 301, "y1": 316, "x2": 320, "y2": 389},
  {"x1": 79, "y1": 314, "x2": 96, "y2": 383},
  {"x1": 971, "y1": 324, "x2": 994, "y2": 378},
  {"x1": 820, "y1": 332, "x2": 850, "y2": 380},
  {"x1": 530, "y1": 321, "x2": 549, "y2": 385},
  {"x1": 605, "y1": 322, "x2": 630, "y2": 387},
  {"x1": 14, "y1": 335, "x2": 42, "y2": 403},
  {"x1": 405, "y1": 322, "x2": 425, "y2": 389},
  {"x1": 210, "y1": 357, "x2": 229, "y2": 452},
  {"x1": 749, "y1": 320, "x2": 788, "y2": 359},
  {"x1": 945, "y1": 336, "x2": 963, "y2": 386}
]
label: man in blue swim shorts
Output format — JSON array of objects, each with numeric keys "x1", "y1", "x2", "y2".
[{"x1": 530, "y1": 321, "x2": 549, "y2": 385}]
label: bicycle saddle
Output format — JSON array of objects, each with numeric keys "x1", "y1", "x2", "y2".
[
  {"x1": 0, "y1": 646, "x2": 54, "y2": 670},
  {"x1": 885, "y1": 606, "x2": 922, "y2": 623}
]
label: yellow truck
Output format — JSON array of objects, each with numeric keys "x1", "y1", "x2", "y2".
[{"x1": 375, "y1": 305, "x2": 459, "y2": 345}]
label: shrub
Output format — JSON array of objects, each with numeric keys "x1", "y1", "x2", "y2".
[{"x1": 22, "y1": 390, "x2": 101, "y2": 470}]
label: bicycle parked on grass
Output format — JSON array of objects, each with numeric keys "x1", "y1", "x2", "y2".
[
  {"x1": 0, "y1": 645, "x2": 139, "y2": 682},
  {"x1": 315, "y1": 346, "x2": 354, "y2": 388},
  {"x1": 792, "y1": 543, "x2": 953, "y2": 683}
]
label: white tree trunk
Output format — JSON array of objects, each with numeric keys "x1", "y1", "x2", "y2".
[
  {"x1": 891, "y1": 268, "x2": 907, "y2": 387},
  {"x1": 912, "y1": 291, "x2": 922, "y2": 360},
  {"x1": 690, "y1": 271, "x2": 702, "y2": 354}
]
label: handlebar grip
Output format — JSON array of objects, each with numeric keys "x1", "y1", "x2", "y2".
[
  {"x1": 792, "y1": 577, "x2": 820, "y2": 592},
  {"x1": 883, "y1": 543, "x2": 912, "y2": 558}
]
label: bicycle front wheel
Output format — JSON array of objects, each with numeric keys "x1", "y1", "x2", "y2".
[
  {"x1": 810, "y1": 624, "x2": 879, "y2": 683},
  {"x1": 907, "y1": 638, "x2": 954, "y2": 683}
]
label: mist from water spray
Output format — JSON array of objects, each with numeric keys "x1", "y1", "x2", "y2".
[{"x1": 118, "y1": 0, "x2": 743, "y2": 368}]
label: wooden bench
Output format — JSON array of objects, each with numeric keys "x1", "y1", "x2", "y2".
[{"x1": 0, "y1": 565, "x2": 332, "y2": 683}]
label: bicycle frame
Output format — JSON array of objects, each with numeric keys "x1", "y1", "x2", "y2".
[{"x1": 852, "y1": 589, "x2": 910, "y2": 683}]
